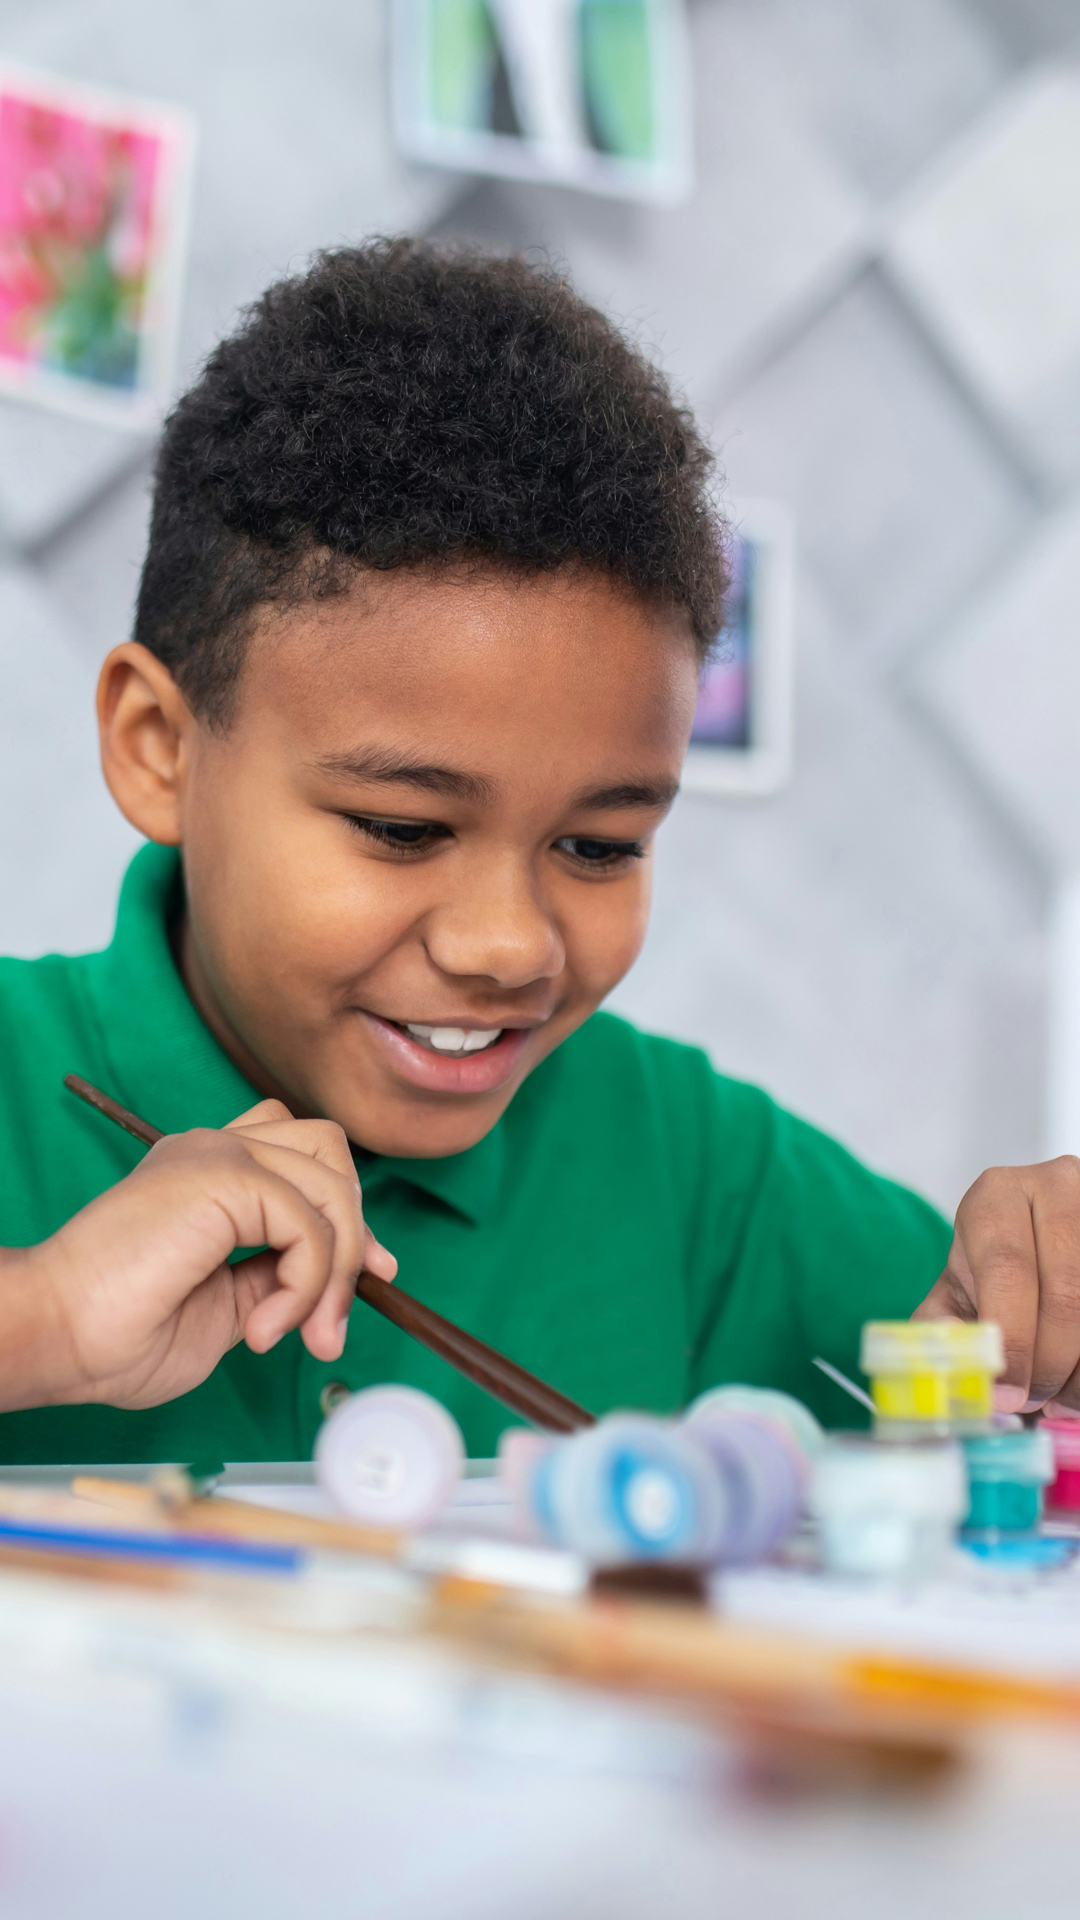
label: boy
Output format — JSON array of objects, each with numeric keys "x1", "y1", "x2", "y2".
[{"x1": 1, "y1": 239, "x2": 1076, "y2": 1462}]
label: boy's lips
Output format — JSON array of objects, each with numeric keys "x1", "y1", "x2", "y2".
[{"x1": 360, "y1": 1012, "x2": 535, "y2": 1094}]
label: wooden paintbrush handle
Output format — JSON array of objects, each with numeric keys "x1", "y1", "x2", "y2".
[
  {"x1": 353, "y1": 1270, "x2": 592, "y2": 1432},
  {"x1": 64, "y1": 1074, "x2": 595, "y2": 1434},
  {"x1": 65, "y1": 1075, "x2": 163, "y2": 1148}
]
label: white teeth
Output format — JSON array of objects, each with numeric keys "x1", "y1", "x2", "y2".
[
  {"x1": 431, "y1": 1028, "x2": 467, "y2": 1052},
  {"x1": 404, "y1": 1023, "x2": 502, "y2": 1055}
]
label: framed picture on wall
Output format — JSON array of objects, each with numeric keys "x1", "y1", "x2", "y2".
[
  {"x1": 0, "y1": 64, "x2": 194, "y2": 429},
  {"x1": 391, "y1": 0, "x2": 693, "y2": 207},
  {"x1": 682, "y1": 498, "x2": 796, "y2": 798}
]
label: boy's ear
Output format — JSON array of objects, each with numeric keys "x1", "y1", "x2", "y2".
[{"x1": 97, "y1": 643, "x2": 195, "y2": 846}]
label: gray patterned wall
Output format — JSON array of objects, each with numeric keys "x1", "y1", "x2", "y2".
[{"x1": 2, "y1": 0, "x2": 1077, "y2": 1216}]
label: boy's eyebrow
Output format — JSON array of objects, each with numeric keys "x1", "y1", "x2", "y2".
[
  {"x1": 570, "y1": 778, "x2": 680, "y2": 812},
  {"x1": 314, "y1": 747, "x2": 495, "y2": 804},
  {"x1": 314, "y1": 751, "x2": 677, "y2": 814}
]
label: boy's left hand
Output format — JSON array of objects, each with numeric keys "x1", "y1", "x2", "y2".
[{"x1": 914, "y1": 1157, "x2": 1080, "y2": 1414}]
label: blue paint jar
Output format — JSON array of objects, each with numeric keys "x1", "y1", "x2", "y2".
[
  {"x1": 531, "y1": 1416, "x2": 727, "y2": 1566},
  {"x1": 962, "y1": 1427, "x2": 1055, "y2": 1535}
]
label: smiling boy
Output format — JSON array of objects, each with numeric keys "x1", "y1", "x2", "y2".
[{"x1": 1, "y1": 238, "x2": 1078, "y2": 1464}]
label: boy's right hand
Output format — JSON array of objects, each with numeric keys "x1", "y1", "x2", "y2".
[{"x1": 9, "y1": 1100, "x2": 396, "y2": 1412}]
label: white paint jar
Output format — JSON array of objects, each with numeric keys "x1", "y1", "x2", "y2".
[
  {"x1": 810, "y1": 1436, "x2": 967, "y2": 1580},
  {"x1": 315, "y1": 1385, "x2": 465, "y2": 1529}
]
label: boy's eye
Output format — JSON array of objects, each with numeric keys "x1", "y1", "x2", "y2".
[
  {"x1": 347, "y1": 816, "x2": 449, "y2": 853},
  {"x1": 555, "y1": 835, "x2": 645, "y2": 870}
]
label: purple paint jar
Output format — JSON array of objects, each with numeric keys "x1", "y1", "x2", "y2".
[{"x1": 682, "y1": 1407, "x2": 803, "y2": 1561}]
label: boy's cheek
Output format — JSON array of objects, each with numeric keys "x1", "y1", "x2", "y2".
[
  {"x1": 568, "y1": 877, "x2": 653, "y2": 1001},
  {"x1": 185, "y1": 800, "x2": 399, "y2": 981}
]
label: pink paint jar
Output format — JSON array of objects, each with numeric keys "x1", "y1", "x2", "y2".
[{"x1": 1042, "y1": 1417, "x2": 1080, "y2": 1512}]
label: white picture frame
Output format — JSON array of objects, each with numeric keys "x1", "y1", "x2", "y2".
[
  {"x1": 681, "y1": 497, "x2": 796, "y2": 799},
  {"x1": 0, "y1": 63, "x2": 195, "y2": 431}
]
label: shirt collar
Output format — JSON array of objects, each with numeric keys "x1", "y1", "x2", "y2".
[
  {"x1": 360, "y1": 1125, "x2": 506, "y2": 1227},
  {"x1": 86, "y1": 842, "x2": 506, "y2": 1224}
]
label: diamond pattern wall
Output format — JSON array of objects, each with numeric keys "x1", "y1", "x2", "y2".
[{"x1": 2, "y1": 0, "x2": 1079, "y2": 1212}]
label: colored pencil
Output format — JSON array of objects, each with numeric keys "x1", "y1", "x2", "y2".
[
  {"x1": 0, "y1": 1515, "x2": 301, "y2": 1573},
  {"x1": 63, "y1": 1074, "x2": 594, "y2": 1433}
]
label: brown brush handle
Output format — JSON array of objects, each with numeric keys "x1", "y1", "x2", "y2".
[
  {"x1": 65, "y1": 1075, "x2": 164, "y2": 1149},
  {"x1": 353, "y1": 1271, "x2": 592, "y2": 1432},
  {"x1": 64, "y1": 1074, "x2": 595, "y2": 1433}
]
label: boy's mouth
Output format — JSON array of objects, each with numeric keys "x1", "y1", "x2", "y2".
[{"x1": 360, "y1": 1013, "x2": 535, "y2": 1096}]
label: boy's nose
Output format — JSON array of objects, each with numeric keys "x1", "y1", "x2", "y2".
[{"x1": 423, "y1": 863, "x2": 565, "y2": 989}]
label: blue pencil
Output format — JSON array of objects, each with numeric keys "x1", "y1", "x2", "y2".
[{"x1": 0, "y1": 1517, "x2": 303, "y2": 1575}]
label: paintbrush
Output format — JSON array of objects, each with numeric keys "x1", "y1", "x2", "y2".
[
  {"x1": 432, "y1": 1576, "x2": 1080, "y2": 1728},
  {"x1": 812, "y1": 1355, "x2": 877, "y2": 1414},
  {"x1": 64, "y1": 1074, "x2": 594, "y2": 1433}
]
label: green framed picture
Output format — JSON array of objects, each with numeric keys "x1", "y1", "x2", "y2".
[{"x1": 392, "y1": 0, "x2": 692, "y2": 206}]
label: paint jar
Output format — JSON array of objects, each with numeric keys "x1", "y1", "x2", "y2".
[
  {"x1": 810, "y1": 1436, "x2": 967, "y2": 1580},
  {"x1": 316, "y1": 1385, "x2": 465, "y2": 1529},
  {"x1": 1043, "y1": 1416, "x2": 1080, "y2": 1512},
  {"x1": 860, "y1": 1320, "x2": 1004, "y2": 1433},
  {"x1": 961, "y1": 1428, "x2": 1054, "y2": 1534},
  {"x1": 684, "y1": 1384, "x2": 825, "y2": 1463},
  {"x1": 681, "y1": 1407, "x2": 804, "y2": 1559},
  {"x1": 498, "y1": 1426, "x2": 560, "y2": 1541},
  {"x1": 530, "y1": 1415, "x2": 727, "y2": 1566}
]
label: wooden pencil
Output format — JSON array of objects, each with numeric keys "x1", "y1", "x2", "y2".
[
  {"x1": 71, "y1": 1475, "x2": 405, "y2": 1557},
  {"x1": 63, "y1": 1073, "x2": 594, "y2": 1433}
]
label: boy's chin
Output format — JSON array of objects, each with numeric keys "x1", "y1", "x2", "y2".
[{"x1": 337, "y1": 1091, "x2": 515, "y2": 1161}]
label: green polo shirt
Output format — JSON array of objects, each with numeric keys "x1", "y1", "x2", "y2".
[{"x1": 0, "y1": 843, "x2": 950, "y2": 1462}]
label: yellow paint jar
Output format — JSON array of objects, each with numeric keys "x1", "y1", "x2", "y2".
[{"x1": 859, "y1": 1321, "x2": 1004, "y2": 1433}]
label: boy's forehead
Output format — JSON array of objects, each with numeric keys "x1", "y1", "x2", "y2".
[{"x1": 241, "y1": 563, "x2": 699, "y2": 768}]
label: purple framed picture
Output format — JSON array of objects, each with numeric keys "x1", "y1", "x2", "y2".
[{"x1": 683, "y1": 499, "x2": 795, "y2": 797}]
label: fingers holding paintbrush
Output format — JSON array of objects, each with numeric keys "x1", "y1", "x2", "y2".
[
  {"x1": 220, "y1": 1099, "x2": 397, "y2": 1353},
  {"x1": 35, "y1": 1092, "x2": 394, "y2": 1407},
  {"x1": 63, "y1": 1075, "x2": 594, "y2": 1431}
]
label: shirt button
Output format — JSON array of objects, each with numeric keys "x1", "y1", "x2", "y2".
[{"x1": 319, "y1": 1381, "x2": 351, "y2": 1418}]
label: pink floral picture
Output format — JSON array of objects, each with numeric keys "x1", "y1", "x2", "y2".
[{"x1": 0, "y1": 66, "x2": 193, "y2": 425}]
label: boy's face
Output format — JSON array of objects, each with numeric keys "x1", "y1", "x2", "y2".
[{"x1": 101, "y1": 565, "x2": 699, "y2": 1158}]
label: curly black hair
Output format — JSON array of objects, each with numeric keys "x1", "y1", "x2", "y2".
[{"x1": 135, "y1": 238, "x2": 727, "y2": 726}]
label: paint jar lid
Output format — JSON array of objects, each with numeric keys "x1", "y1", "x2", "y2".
[
  {"x1": 497, "y1": 1427, "x2": 559, "y2": 1541},
  {"x1": 684, "y1": 1411, "x2": 803, "y2": 1560},
  {"x1": 962, "y1": 1427, "x2": 1055, "y2": 1484},
  {"x1": 315, "y1": 1384, "x2": 464, "y2": 1529},
  {"x1": 685, "y1": 1384, "x2": 825, "y2": 1460},
  {"x1": 810, "y1": 1436, "x2": 968, "y2": 1522},
  {"x1": 544, "y1": 1415, "x2": 727, "y2": 1565},
  {"x1": 860, "y1": 1320, "x2": 1004, "y2": 1376}
]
